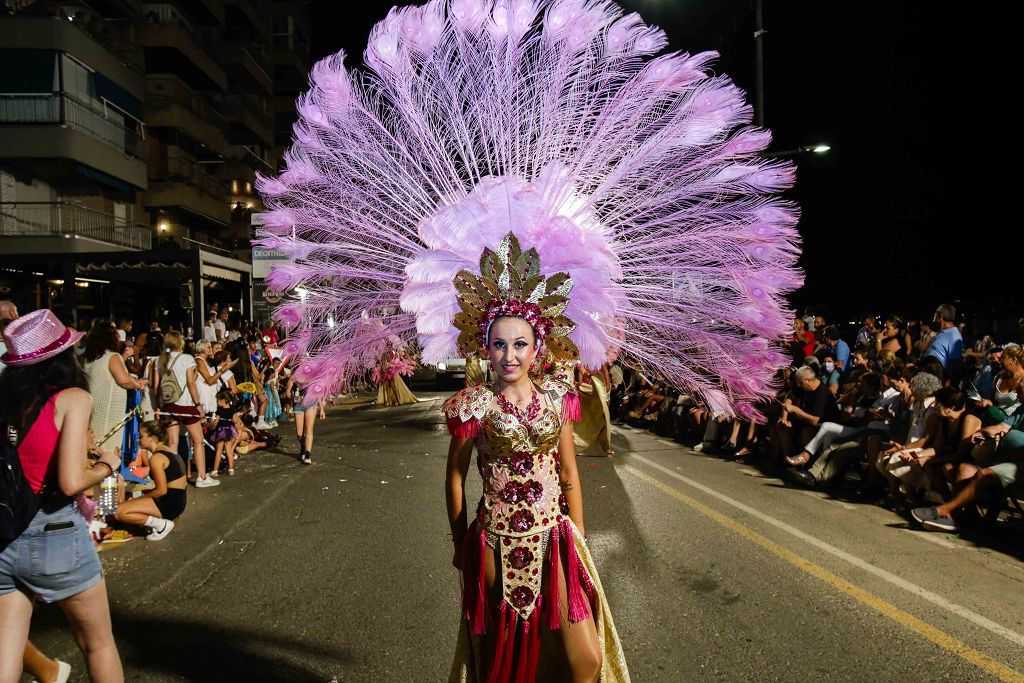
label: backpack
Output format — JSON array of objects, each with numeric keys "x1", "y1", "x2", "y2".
[
  {"x1": 159, "y1": 354, "x2": 185, "y2": 405},
  {"x1": 0, "y1": 424, "x2": 42, "y2": 552}
]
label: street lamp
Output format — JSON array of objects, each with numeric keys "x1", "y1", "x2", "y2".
[{"x1": 764, "y1": 144, "x2": 831, "y2": 159}]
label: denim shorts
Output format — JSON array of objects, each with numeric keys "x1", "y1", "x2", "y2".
[{"x1": 0, "y1": 501, "x2": 103, "y2": 603}]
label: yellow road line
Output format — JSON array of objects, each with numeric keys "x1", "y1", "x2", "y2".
[{"x1": 618, "y1": 460, "x2": 1024, "y2": 683}]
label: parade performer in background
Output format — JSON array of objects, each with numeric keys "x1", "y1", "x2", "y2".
[
  {"x1": 574, "y1": 364, "x2": 614, "y2": 457},
  {"x1": 373, "y1": 349, "x2": 419, "y2": 406},
  {"x1": 255, "y1": 0, "x2": 802, "y2": 679}
]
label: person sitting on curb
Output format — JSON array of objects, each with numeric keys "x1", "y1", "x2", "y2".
[{"x1": 113, "y1": 420, "x2": 187, "y2": 541}]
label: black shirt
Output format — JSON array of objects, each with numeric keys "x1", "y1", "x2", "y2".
[{"x1": 799, "y1": 381, "x2": 842, "y2": 424}]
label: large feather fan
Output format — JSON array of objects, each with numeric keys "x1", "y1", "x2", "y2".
[{"x1": 256, "y1": 0, "x2": 802, "y2": 417}]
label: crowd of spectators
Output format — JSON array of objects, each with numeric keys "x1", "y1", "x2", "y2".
[
  {"x1": 609, "y1": 303, "x2": 1024, "y2": 537},
  {"x1": 0, "y1": 300, "x2": 302, "y2": 547}
]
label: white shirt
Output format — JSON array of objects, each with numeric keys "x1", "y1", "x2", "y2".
[
  {"x1": 214, "y1": 320, "x2": 226, "y2": 340},
  {"x1": 202, "y1": 323, "x2": 217, "y2": 342},
  {"x1": 164, "y1": 351, "x2": 198, "y2": 406}
]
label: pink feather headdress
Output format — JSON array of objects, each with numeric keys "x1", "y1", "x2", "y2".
[{"x1": 256, "y1": 0, "x2": 802, "y2": 417}]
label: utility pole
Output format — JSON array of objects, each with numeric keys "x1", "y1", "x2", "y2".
[{"x1": 754, "y1": 0, "x2": 766, "y2": 127}]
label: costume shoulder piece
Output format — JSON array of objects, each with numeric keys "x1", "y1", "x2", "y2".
[
  {"x1": 539, "y1": 374, "x2": 581, "y2": 423},
  {"x1": 442, "y1": 383, "x2": 495, "y2": 439}
]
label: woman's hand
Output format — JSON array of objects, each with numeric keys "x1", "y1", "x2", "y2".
[
  {"x1": 222, "y1": 358, "x2": 239, "y2": 370},
  {"x1": 95, "y1": 447, "x2": 121, "y2": 475}
]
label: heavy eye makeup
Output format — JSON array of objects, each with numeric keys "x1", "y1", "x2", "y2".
[{"x1": 491, "y1": 339, "x2": 530, "y2": 351}]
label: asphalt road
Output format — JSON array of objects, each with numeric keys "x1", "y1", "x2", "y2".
[{"x1": 25, "y1": 393, "x2": 1024, "y2": 682}]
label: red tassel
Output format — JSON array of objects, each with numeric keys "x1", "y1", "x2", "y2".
[
  {"x1": 447, "y1": 416, "x2": 480, "y2": 440},
  {"x1": 486, "y1": 602, "x2": 509, "y2": 683},
  {"x1": 562, "y1": 392, "x2": 581, "y2": 422},
  {"x1": 471, "y1": 528, "x2": 487, "y2": 635},
  {"x1": 547, "y1": 525, "x2": 561, "y2": 630},
  {"x1": 525, "y1": 597, "x2": 543, "y2": 682},
  {"x1": 563, "y1": 521, "x2": 591, "y2": 623},
  {"x1": 497, "y1": 610, "x2": 518, "y2": 683},
  {"x1": 514, "y1": 620, "x2": 531, "y2": 683}
]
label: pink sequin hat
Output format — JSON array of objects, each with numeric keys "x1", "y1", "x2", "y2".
[{"x1": 1, "y1": 309, "x2": 85, "y2": 367}]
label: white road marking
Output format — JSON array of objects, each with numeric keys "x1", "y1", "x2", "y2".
[
  {"x1": 628, "y1": 452, "x2": 1024, "y2": 648},
  {"x1": 800, "y1": 489, "x2": 859, "y2": 511},
  {"x1": 899, "y1": 527, "x2": 960, "y2": 550}
]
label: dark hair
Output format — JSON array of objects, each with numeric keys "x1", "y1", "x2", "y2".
[
  {"x1": 216, "y1": 389, "x2": 233, "y2": 403},
  {"x1": 139, "y1": 419, "x2": 168, "y2": 442},
  {"x1": 143, "y1": 333, "x2": 164, "y2": 359},
  {"x1": 84, "y1": 323, "x2": 120, "y2": 362},
  {"x1": 0, "y1": 347, "x2": 88, "y2": 433},
  {"x1": 918, "y1": 356, "x2": 945, "y2": 382},
  {"x1": 860, "y1": 372, "x2": 882, "y2": 393},
  {"x1": 933, "y1": 386, "x2": 966, "y2": 411},
  {"x1": 884, "y1": 314, "x2": 905, "y2": 331},
  {"x1": 935, "y1": 304, "x2": 956, "y2": 323},
  {"x1": 823, "y1": 325, "x2": 841, "y2": 342}
]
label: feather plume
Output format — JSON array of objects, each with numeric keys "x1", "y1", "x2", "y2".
[{"x1": 258, "y1": 0, "x2": 802, "y2": 412}]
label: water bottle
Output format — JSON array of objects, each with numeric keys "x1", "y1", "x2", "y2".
[{"x1": 96, "y1": 475, "x2": 119, "y2": 516}]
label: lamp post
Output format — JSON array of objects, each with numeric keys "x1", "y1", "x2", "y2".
[{"x1": 764, "y1": 144, "x2": 831, "y2": 159}]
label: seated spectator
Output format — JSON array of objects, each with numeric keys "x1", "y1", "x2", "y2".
[
  {"x1": 234, "y1": 414, "x2": 278, "y2": 454},
  {"x1": 874, "y1": 315, "x2": 906, "y2": 359},
  {"x1": 113, "y1": 420, "x2": 186, "y2": 540},
  {"x1": 823, "y1": 326, "x2": 851, "y2": 372},
  {"x1": 875, "y1": 372, "x2": 943, "y2": 502},
  {"x1": 769, "y1": 366, "x2": 841, "y2": 465},
  {"x1": 968, "y1": 344, "x2": 1021, "y2": 425},
  {"x1": 819, "y1": 355, "x2": 841, "y2": 395},
  {"x1": 913, "y1": 378, "x2": 1024, "y2": 531},
  {"x1": 790, "y1": 317, "x2": 816, "y2": 363}
]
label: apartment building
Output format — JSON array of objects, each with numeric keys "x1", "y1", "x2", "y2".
[{"x1": 0, "y1": 0, "x2": 309, "y2": 332}]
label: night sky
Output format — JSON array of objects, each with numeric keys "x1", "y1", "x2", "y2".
[{"x1": 306, "y1": 1, "x2": 974, "y2": 324}]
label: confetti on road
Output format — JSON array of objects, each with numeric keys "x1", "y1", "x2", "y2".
[{"x1": 380, "y1": 480, "x2": 388, "y2": 484}]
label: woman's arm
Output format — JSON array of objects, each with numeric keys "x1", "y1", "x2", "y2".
[
  {"x1": 558, "y1": 420, "x2": 585, "y2": 537},
  {"x1": 185, "y1": 367, "x2": 201, "y2": 406},
  {"x1": 195, "y1": 357, "x2": 222, "y2": 386},
  {"x1": 108, "y1": 352, "x2": 147, "y2": 390},
  {"x1": 445, "y1": 435, "x2": 475, "y2": 567},
  {"x1": 140, "y1": 453, "x2": 169, "y2": 499},
  {"x1": 54, "y1": 389, "x2": 121, "y2": 496}
]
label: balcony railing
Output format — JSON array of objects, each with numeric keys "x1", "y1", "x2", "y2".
[
  {"x1": 0, "y1": 202, "x2": 153, "y2": 250},
  {"x1": 151, "y1": 155, "x2": 230, "y2": 201},
  {"x1": 0, "y1": 93, "x2": 147, "y2": 160}
]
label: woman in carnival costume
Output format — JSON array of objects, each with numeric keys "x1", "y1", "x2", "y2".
[{"x1": 255, "y1": 0, "x2": 802, "y2": 679}]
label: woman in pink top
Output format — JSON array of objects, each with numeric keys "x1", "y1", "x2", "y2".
[{"x1": 0, "y1": 309, "x2": 124, "y2": 682}]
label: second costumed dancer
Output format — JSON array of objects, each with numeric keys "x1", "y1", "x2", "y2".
[{"x1": 255, "y1": 1, "x2": 802, "y2": 680}]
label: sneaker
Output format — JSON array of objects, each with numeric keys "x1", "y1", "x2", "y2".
[
  {"x1": 254, "y1": 418, "x2": 271, "y2": 429},
  {"x1": 146, "y1": 519, "x2": 175, "y2": 541},
  {"x1": 301, "y1": 452, "x2": 312, "y2": 465},
  {"x1": 55, "y1": 659, "x2": 72, "y2": 683},
  {"x1": 195, "y1": 476, "x2": 221, "y2": 488},
  {"x1": 268, "y1": 420, "x2": 278, "y2": 428},
  {"x1": 911, "y1": 506, "x2": 957, "y2": 532}
]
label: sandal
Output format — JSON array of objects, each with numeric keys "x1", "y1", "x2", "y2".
[{"x1": 785, "y1": 451, "x2": 811, "y2": 467}]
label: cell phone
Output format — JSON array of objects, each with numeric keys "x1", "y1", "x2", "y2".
[{"x1": 44, "y1": 521, "x2": 74, "y2": 532}]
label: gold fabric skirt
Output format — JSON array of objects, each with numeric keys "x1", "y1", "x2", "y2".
[
  {"x1": 449, "y1": 520, "x2": 630, "y2": 682},
  {"x1": 573, "y1": 376, "x2": 612, "y2": 456},
  {"x1": 377, "y1": 376, "x2": 419, "y2": 406}
]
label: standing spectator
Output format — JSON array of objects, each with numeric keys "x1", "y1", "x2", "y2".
[
  {"x1": 261, "y1": 321, "x2": 280, "y2": 346},
  {"x1": 193, "y1": 340, "x2": 235, "y2": 418},
  {"x1": 83, "y1": 323, "x2": 148, "y2": 453},
  {"x1": 202, "y1": 311, "x2": 217, "y2": 343},
  {"x1": 924, "y1": 304, "x2": 963, "y2": 368},
  {"x1": 791, "y1": 317, "x2": 815, "y2": 363},
  {"x1": 214, "y1": 308, "x2": 228, "y2": 342},
  {"x1": 155, "y1": 331, "x2": 219, "y2": 488},
  {"x1": 116, "y1": 319, "x2": 133, "y2": 344},
  {"x1": 0, "y1": 309, "x2": 124, "y2": 682},
  {"x1": 823, "y1": 326, "x2": 850, "y2": 372}
]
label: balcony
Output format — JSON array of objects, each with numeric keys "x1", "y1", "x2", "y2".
[
  {"x1": 214, "y1": 30, "x2": 273, "y2": 95},
  {"x1": 147, "y1": 154, "x2": 231, "y2": 225},
  {"x1": 0, "y1": 202, "x2": 152, "y2": 252},
  {"x1": 138, "y1": 9, "x2": 228, "y2": 92},
  {"x1": 209, "y1": 91, "x2": 274, "y2": 146},
  {"x1": 0, "y1": 93, "x2": 147, "y2": 188},
  {"x1": 144, "y1": 75, "x2": 229, "y2": 156}
]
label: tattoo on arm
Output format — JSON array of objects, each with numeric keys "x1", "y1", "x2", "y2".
[{"x1": 559, "y1": 482, "x2": 574, "y2": 492}]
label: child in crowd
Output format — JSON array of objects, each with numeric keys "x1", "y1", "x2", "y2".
[
  {"x1": 210, "y1": 390, "x2": 239, "y2": 476},
  {"x1": 234, "y1": 413, "x2": 276, "y2": 455}
]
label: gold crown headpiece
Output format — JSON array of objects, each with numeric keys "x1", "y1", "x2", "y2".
[{"x1": 452, "y1": 232, "x2": 579, "y2": 361}]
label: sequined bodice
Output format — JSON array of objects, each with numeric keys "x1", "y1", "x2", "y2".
[{"x1": 443, "y1": 377, "x2": 573, "y2": 537}]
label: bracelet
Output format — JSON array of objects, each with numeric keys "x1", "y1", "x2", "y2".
[{"x1": 93, "y1": 461, "x2": 115, "y2": 477}]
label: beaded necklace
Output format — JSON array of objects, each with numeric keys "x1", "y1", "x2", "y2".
[{"x1": 496, "y1": 387, "x2": 541, "y2": 425}]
